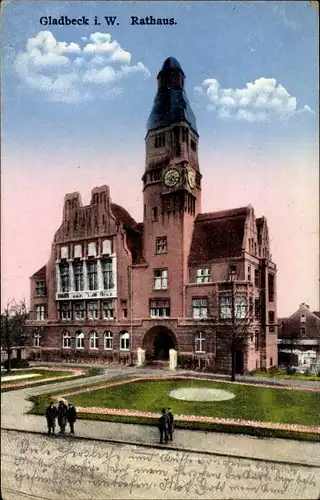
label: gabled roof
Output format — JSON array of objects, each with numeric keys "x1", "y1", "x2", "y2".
[
  {"x1": 30, "y1": 265, "x2": 46, "y2": 279},
  {"x1": 280, "y1": 304, "x2": 320, "y2": 340},
  {"x1": 188, "y1": 207, "x2": 248, "y2": 265}
]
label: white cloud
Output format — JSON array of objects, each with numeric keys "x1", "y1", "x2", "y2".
[
  {"x1": 14, "y1": 31, "x2": 150, "y2": 103},
  {"x1": 195, "y1": 77, "x2": 314, "y2": 122}
]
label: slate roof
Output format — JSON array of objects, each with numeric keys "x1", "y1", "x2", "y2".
[
  {"x1": 147, "y1": 57, "x2": 198, "y2": 134},
  {"x1": 188, "y1": 207, "x2": 248, "y2": 265},
  {"x1": 160, "y1": 57, "x2": 184, "y2": 72}
]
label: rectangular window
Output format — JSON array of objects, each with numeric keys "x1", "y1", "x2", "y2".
[
  {"x1": 87, "y1": 301, "x2": 99, "y2": 320},
  {"x1": 36, "y1": 305, "x2": 45, "y2": 321},
  {"x1": 268, "y1": 311, "x2": 275, "y2": 323},
  {"x1": 196, "y1": 267, "x2": 210, "y2": 284},
  {"x1": 195, "y1": 332, "x2": 205, "y2": 353},
  {"x1": 150, "y1": 299, "x2": 170, "y2": 318},
  {"x1": 156, "y1": 236, "x2": 167, "y2": 254},
  {"x1": 103, "y1": 300, "x2": 115, "y2": 320},
  {"x1": 154, "y1": 269, "x2": 168, "y2": 290},
  {"x1": 74, "y1": 302, "x2": 85, "y2": 320},
  {"x1": 152, "y1": 207, "x2": 158, "y2": 222},
  {"x1": 255, "y1": 331, "x2": 260, "y2": 350},
  {"x1": 219, "y1": 294, "x2": 232, "y2": 319},
  {"x1": 301, "y1": 314, "x2": 306, "y2": 323},
  {"x1": 235, "y1": 296, "x2": 246, "y2": 319},
  {"x1": 59, "y1": 302, "x2": 71, "y2": 321},
  {"x1": 268, "y1": 274, "x2": 275, "y2": 302},
  {"x1": 190, "y1": 139, "x2": 197, "y2": 151},
  {"x1": 87, "y1": 261, "x2": 98, "y2": 290},
  {"x1": 60, "y1": 263, "x2": 69, "y2": 292},
  {"x1": 247, "y1": 266, "x2": 251, "y2": 282},
  {"x1": 192, "y1": 298, "x2": 208, "y2": 319},
  {"x1": 254, "y1": 269, "x2": 260, "y2": 288},
  {"x1": 36, "y1": 280, "x2": 46, "y2": 297},
  {"x1": 33, "y1": 334, "x2": 41, "y2": 348},
  {"x1": 300, "y1": 327, "x2": 306, "y2": 336},
  {"x1": 74, "y1": 262, "x2": 84, "y2": 291},
  {"x1": 102, "y1": 259, "x2": 114, "y2": 290}
]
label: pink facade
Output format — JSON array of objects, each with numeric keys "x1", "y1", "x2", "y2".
[{"x1": 27, "y1": 58, "x2": 277, "y2": 374}]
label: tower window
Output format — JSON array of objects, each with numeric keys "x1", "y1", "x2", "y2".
[
  {"x1": 154, "y1": 133, "x2": 165, "y2": 148},
  {"x1": 156, "y1": 236, "x2": 167, "y2": 254},
  {"x1": 191, "y1": 139, "x2": 197, "y2": 151},
  {"x1": 152, "y1": 207, "x2": 158, "y2": 221}
]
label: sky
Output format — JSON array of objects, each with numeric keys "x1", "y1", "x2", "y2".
[{"x1": 1, "y1": 0, "x2": 319, "y2": 316}]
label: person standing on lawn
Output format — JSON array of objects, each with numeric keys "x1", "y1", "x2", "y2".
[
  {"x1": 158, "y1": 408, "x2": 169, "y2": 444},
  {"x1": 66, "y1": 402, "x2": 77, "y2": 434},
  {"x1": 45, "y1": 401, "x2": 57, "y2": 436},
  {"x1": 57, "y1": 400, "x2": 68, "y2": 434},
  {"x1": 167, "y1": 407, "x2": 174, "y2": 441}
]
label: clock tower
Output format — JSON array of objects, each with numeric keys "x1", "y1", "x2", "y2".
[{"x1": 142, "y1": 57, "x2": 202, "y2": 317}]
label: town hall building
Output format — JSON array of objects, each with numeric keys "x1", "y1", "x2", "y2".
[{"x1": 26, "y1": 57, "x2": 278, "y2": 374}]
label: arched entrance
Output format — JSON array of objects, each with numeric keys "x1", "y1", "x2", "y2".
[{"x1": 142, "y1": 326, "x2": 176, "y2": 361}]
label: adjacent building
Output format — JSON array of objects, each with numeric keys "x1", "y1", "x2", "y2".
[
  {"x1": 278, "y1": 303, "x2": 320, "y2": 371},
  {"x1": 26, "y1": 57, "x2": 278, "y2": 374}
]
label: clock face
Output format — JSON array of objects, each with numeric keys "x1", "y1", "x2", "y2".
[
  {"x1": 164, "y1": 168, "x2": 180, "y2": 187},
  {"x1": 188, "y1": 169, "x2": 196, "y2": 188}
]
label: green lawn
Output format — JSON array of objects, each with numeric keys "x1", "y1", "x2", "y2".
[
  {"x1": 1, "y1": 369, "x2": 77, "y2": 386},
  {"x1": 69, "y1": 379, "x2": 320, "y2": 427},
  {"x1": 1, "y1": 366, "x2": 102, "y2": 390}
]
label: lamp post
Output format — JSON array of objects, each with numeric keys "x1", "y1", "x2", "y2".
[{"x1": 229, "y1": 265, "x2": 237, "y2": 381}]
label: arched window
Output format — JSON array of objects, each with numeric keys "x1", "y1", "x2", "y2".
[
  {"x1": 33, "y1": 333, "x2": 41, "y2": 348},
  {"x1": 120, "y1": 331, "x2": 130, "y2": 351},
  {"x1": 89, "y1": 331, "x2": 99, "y2": 349},
  {"x1": 62, "y1": 330, "x2": 71, "y2": 348},
  {"x1": 76, "y1": 331, "x2": 84, "y2": 350},
  {"x1": 195, "y1": 332, "x2": 205, "y2": 353},
  {"x1": 104, "y1": 331, "x2": 113, "y2": 350}
]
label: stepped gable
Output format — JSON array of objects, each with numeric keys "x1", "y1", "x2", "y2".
[{"x1": 188, "y1": 207, "x2": 248, "y2": 264}]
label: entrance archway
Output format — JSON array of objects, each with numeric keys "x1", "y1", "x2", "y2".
[{"x1": 142, "y1": 326, "x2": 176, "y2": 361}]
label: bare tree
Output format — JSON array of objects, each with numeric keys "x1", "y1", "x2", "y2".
[
  {"x1": 0, "y1": 299, "x2": 28, "y2": 373},
  {"x1": 203, "y1": 267, "x2": 259, "y2": 382}
]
